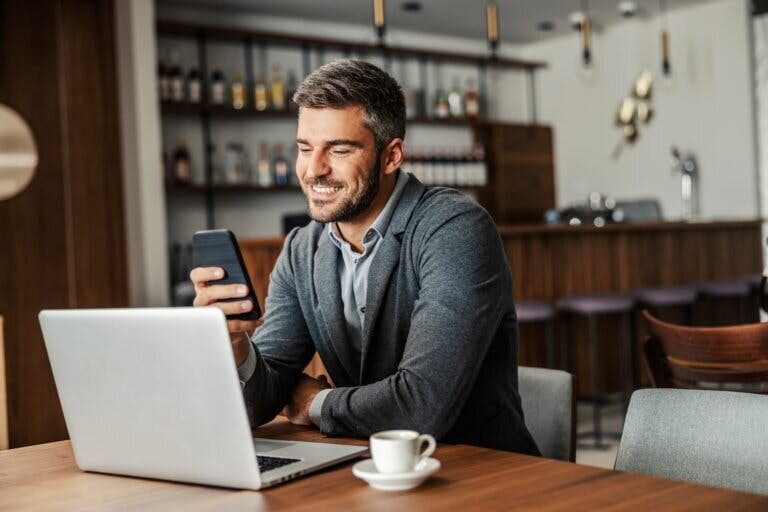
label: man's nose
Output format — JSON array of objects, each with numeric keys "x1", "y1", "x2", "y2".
[{"x1": 305, "y1": 151, "x2": 331, "y2": 179}]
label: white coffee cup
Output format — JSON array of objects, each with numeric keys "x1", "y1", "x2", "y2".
[{"x1": 369, "y1": 430, "x2": 436, "y2": 474}]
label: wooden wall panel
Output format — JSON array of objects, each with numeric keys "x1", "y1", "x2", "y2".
[{"x1": 0, "y1": 0, "x2": 127, "y2": 447}]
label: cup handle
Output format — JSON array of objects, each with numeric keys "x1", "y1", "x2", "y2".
[{"x1": 417, "y1": 434, "x2": 436, "y2": 465}]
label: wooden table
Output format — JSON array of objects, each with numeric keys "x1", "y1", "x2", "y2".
[{"x1": 1, "y1": 419, "x2": 765, "y2": 511}]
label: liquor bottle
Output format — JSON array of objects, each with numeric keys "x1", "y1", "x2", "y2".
[
  {"x1": 288, "y1": 144, "x2": 300, "y2": 186},
  {"x1": 256, "y1": 142, "x2": 273, "y2": 187},
  {"x1": 434, "y1": 89, "x2": 449, "y2": 119},
  {"x1": 232, "y1": 74, "x2": 245, "y2": 110},
  {"x1": 158, "y1": 51, "x2": 171, "y2": 101},
  {"x1": 271, "y1": 64, "x2": 286, "y2": 110},
  {"x1": 273, "y1": 143, "x2": 291, "y2": 185},
  {"x1": 169, "y1": 50, "x2": 184, "y2": 102},
  {"x1": 210, "y1": 69, "x2": 226, "y2": 105},
  {"x1": 172, "y1": 141, "x2": 191, "y2": 184},
  {"x1": 187, "y1": 67, "x2": 201, "y2": 104},
  {"x1": 447, "y1": 79, "x2": 463, "y2": 118},
  {"x1": 254, "y1": 75, "x2": 269, "y2": 111},
  {"x1": 464, "y1": 79, "x2": 480, "y2": 120},
  {"x1": 286, "y1": 70, "x2": 299, "y2": 112}
]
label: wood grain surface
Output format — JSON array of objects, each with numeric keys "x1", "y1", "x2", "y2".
[{"x1": 0, "y1": 418, "x2": 765, "y2": 511}]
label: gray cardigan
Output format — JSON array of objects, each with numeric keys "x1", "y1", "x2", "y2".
[{"x1": 244, "y1": 174, "x2": 540, "y2": 455}]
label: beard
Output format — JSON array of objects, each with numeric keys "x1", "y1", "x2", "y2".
[{"x1": 304, "y1": 158, "x2": 382, "y2": 223}]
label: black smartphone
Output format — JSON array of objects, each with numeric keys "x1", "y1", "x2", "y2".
[{"x1": 192, "y1": 229, "x2": 262, "y2": 321}]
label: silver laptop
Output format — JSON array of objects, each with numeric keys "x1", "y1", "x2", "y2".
[{"x1": 38, "y1": 307, "x2": 366, "y2": 490}]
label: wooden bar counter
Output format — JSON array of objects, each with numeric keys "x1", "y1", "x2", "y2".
[{"x1": 239, "y1": 219, "x2": 764, "y2": 393}]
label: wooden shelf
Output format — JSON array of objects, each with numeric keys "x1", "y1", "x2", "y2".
[
  {"x1": 161, "y1": 102, "x2": 485, "y2": 126},
  {"x1": 161, "y1": 101, "x2": 296, "y2": 118},
  {"x1": 157, "y1": 21, "x2": 547, "y2": 71},
  {"x1": 166, "y1": 182, "x2": 302, "y2": 193},
  {"x1": 166, "y1": 181, "x2": 483, "y2": 193}
]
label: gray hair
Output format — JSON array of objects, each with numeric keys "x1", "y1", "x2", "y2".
[{"x1": 292, "y1": 59, "x2": 406, "y2": 151}]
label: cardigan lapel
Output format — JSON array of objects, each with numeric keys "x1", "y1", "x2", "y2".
[{"x1": 359, "y1": 175, "x2": 426, "y2": 380}]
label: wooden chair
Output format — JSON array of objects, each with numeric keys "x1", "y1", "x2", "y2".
[{"x1": 642, "y1": 310, "x2": 768, "y2": 392}]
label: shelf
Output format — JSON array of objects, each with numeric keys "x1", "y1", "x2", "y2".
[
  {"x1": 161, "y1": 101, "x2": 296, "y2": 118},
  {"x1": 166, "y1": 182, "x2": 302, "y2": 193},
  {"x1": 157, "y1": 21, "x2": 547, "y2": 71},
  {"x1": 166, "y1": 181, "x2": 484, "y2": 193},
  {"x1": 161, "y1": 102, "x2": 486, "y2": 127}
]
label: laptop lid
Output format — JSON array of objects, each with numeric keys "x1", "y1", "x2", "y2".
[{"x1": 39, "y1": 307, "x2": 263, "y2": 489}]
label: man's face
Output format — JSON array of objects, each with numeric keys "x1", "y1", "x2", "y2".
[{"x1": 295, "y1": 106, "x2": 381, "y2": 223}]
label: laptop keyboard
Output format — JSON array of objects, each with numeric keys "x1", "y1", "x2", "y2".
[{"x1": 256, "y1": 455, "x2": 301, "y2": 473}]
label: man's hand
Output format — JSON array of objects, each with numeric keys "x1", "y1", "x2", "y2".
[
  {"x1": 190, "y1": 266, "x2": 264, "y2": 366},
  {"x1": 283, "y1": 373, "x2": 332, "y2": 426}
]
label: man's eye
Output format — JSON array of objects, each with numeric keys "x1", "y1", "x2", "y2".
[
  {"x1": 298, "y1": 147, "x2": 311, "y2": 154},
  {"x1": 332, "y1": 149, "x2": 350, "y2": 155}
]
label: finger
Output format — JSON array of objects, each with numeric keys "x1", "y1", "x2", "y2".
[
  {"x1": 189, "y1": 267, "x2": 224, "y2": 285},
  {"x1": 205, "y1": 283, "x2": 250, "y2": 302},
  {"x1": 209, "y1": 299, "x2": 253, "y2": 317}
]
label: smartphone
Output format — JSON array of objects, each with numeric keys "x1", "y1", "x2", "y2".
[{"x1": 192, "y1": 229, "x2": 262, "y2": 321}]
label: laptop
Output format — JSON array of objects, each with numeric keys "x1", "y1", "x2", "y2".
[{"x1": 38, "y1": 307, "x2": 367, "y2": 490}]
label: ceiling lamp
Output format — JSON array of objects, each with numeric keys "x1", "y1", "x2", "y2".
[
  {"x1": 373, "y1": 0, "x2": 386, "y2": 44},
  {"x1": 486, "y1": 2, "x2": 499, "y2": 57},
  {"x1": 659, "y1": 0, "x2": 671, "y2": 77}
]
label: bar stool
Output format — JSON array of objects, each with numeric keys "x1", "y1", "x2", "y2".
[
  {"x1": 632, "y1": 285, "x2": 697, "y2": 388},
  {"x1": 556, "y1": 293, "x2": 636, "y2": 448},
  {"x1": 697, "y1": 280, "x2": 751, "y2": 325},
  {"x1": 516, "y1": 301, "x2": 556, "y2": 369}
]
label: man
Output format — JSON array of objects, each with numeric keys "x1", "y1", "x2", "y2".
[{"x1": 192, "y1": 59, "x2": 539, "y2": 455}]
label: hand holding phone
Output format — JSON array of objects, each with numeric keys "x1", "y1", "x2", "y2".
[{"x1": 191, "y1": 229, "x2": 262, "y2": 321}]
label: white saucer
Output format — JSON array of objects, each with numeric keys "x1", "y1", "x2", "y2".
[{"x1": 352, "y1": 458, "x2": 441, "y2": 491}]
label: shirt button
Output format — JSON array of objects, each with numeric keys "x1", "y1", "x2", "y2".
[
  {"x1": 354, "y1": 259, "x2": 358, "y2": 264},
  {"x1": 360, "y1": 307, "x2": 365, "y2": 314}
]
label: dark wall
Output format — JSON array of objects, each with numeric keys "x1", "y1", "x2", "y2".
[{"x1": 0, "y1": 0, "x2": 128, "y2": 447}]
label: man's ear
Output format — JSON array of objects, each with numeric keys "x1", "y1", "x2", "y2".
[{"x1": 381, "y1": 138, "x2": 404, "y2": 176}]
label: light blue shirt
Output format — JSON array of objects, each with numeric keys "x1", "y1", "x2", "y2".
[{"x1": 238, "y1": 171, "x2": 410, "y2": 425}]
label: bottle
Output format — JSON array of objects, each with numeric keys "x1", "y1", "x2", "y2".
[
  {"x1": 447, "y1": 79, "x2": 463, "y2": 118},
  {"x1": 187, "y1": 67, "x2": 201, "y2": 104},
  {"x1": 169, "y1": 50, "x2": 184, "y2": 102},
  {"x1": 256, "y1": 142, "x2": 273, "y2": 187},
  {"x1": 158, "y1": 51, "x2": 171, "y2": 101},
  {"x1": 210, "y1": 69, "x2": 226, "y2": 105},
  {"x1": 254, "y1": 75, "x2": 269, "y2": 111},
  {"x1": 172, "y1": 141, "x2": 191, "y2": 184},
  {"x1": 232, "y1": 73, "x2": 245, "y2": 110},
  {"x1": 286, "y1": 70, "x2": 299, "y2": 112},
  {"x1": 271, "y1": 64, "x2": 286, "y2": 111},
  {"x1": 273, "y1": 143, "x2": 291, "y2": 185},
  {"x1": 434, "y1": 89, "x2": 449, "y2": 119},
  {"x1": 464, "y1": 79, "x2": 480, "y2": 120}
]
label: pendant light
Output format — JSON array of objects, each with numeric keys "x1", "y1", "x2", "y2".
[
  {"x1": 373, "y1": 0, "x2": 386, "y2": 44},
  {"x1": 486, "y1": 2, "x2": 499, "y2": 57},
  {"x1": 660, "y1": 0, "x2": 671, "y2": 77},
  {"x1": 580, "y1": 0, "x2": 592, "y2": 67}
]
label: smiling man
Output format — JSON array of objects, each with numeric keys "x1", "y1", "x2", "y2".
[{"x1": 191, "y1": 59, "x2": 539, "y2": 455}]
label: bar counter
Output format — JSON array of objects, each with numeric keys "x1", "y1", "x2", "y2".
[
  {"x1": 239, "y1": 219, "x2": 763, "y2": 392},
  {"x1": 241, "y1": 219, "x2": 763, "y2": 304}
]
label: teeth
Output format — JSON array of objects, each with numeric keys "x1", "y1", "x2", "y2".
[{"x1": 312, "y1": 185, "x2": 341, "y2": 194}]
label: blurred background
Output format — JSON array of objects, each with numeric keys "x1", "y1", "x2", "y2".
[{"x1": 0, "y1": 0, "x2": 766, "y2": 458}]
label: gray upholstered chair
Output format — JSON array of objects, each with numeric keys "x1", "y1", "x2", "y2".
[
  {"x1": 615, "y1": 389, "x2": 768, "y2": 495},
  {"x1": 518, "y1": 366, "x2": 575, "y2": 462}
]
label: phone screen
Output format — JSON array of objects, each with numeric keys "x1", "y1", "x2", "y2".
[{"x1": 192, "y1": 229, "x2": 262, "y2": 321}]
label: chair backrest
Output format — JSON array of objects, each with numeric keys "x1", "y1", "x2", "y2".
[
  {"x1": 615, "y1": 389, "x2": 768, "y2": 495},
  {"x1": 518, "y1": 366, "x2": 575, "y2": 462},
  {"x1": 642, "y1": 310, "x2": 768, "y2": 392}
]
